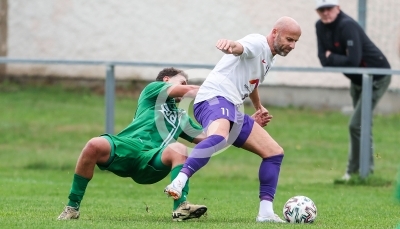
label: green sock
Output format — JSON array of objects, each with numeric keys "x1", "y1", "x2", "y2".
[
  {"x1": 67, "y1": 173, "x2": 90, "y2": 209},
  {"x1": 396, "y1": 173, "x2": 400, "y2": 202},
  {"x1": 171, "y1": 165, "x2": 189, "y2": 210}
]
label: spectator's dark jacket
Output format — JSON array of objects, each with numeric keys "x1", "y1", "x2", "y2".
[{"x1": 316, "y1": 11, "x2": 390, "y2": 85}]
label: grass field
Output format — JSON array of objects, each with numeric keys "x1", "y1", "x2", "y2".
[{"x1": 0, "y1": 82, "x2": 399, "y2": 229}]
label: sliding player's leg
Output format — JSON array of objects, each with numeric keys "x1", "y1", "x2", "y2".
[
  {"x1": 58, "y1": 136, "x2": 112, "y2": 220},
  {"x1": 160, "y1": 142, "x2": 207, "y2": 221}
]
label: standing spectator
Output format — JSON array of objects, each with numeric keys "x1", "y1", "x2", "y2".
[{"x1": 314, "y1": 0, "x2": 392, "y2": 180}]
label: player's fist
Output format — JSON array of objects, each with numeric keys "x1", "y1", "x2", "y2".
[{"x1": 216, "y1": 39, "x2": 234, "y2": 54}]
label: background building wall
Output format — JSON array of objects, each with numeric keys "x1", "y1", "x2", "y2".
[{"x1": 5, "y1": 0, "x2": 400, "y2": 90}]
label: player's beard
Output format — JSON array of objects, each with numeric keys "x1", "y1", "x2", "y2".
[{"x1": 273, "y1": 34, "x2": 289, "y2": 56}]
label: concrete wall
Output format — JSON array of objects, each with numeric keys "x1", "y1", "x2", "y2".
[
  {"x1": 5, "y1": 1, "x2": 400, "y2": 85},
  {"x1": 4, "y1": 0, "x2": 400, "y2": 113},
  {"x1": 256, "y1": 85, "x2": 400, "y2": 114}
]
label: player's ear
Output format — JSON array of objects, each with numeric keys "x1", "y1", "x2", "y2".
[
  {"x1": 163, "y1": 76, "x2": 170, "y2": 82},
  {"x1": 272, "y1": 28, "x2": 278, "y2": 38}
]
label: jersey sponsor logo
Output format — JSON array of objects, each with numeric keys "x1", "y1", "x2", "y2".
[
  {"x1": 158, "y1": 103, "x2": 183, "y2": 147},
  {"x1": 242, "y1": 85, "x2": 250, "y2": 100},
  {"x1": 244, "y1": 84, "x2": 251, "y2": 92},
  {"x1": 263, "y1": 65, "x2": 270, "y2": 77},
  {"x1": 242, "y1": 79, "x2": 260, "y2": 100},
  {"x1": 249, "y1": 79, "x2": 260, "y2": 88}
]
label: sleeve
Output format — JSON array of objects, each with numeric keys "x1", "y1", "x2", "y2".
[
  {"x1": 141, "y1": 81, "x2": 172, "y2": 100},
  {"x1": 237, "y1": 34, "x2": 265, "y2": 59},
  {"x1": 316, "y1": 22, "x2": 329, "y2": 66},
  {"x1": 179, "y1": 117, "x2": 203, "y2": 143},
  {"x1": 326, "y1": 22, "x2": 362, "y2": 67}
]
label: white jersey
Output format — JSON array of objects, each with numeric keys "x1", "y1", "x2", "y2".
[{"x1": 194, "y1": 34, "x2": 276, "y2": 106}]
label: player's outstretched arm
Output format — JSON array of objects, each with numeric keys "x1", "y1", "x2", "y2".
[
  {"x1": 216, "y1": 39, "x2": 244, "y2": 56},
  {"x1": 167, "y1": 85, "x2": 199, "y2": 98}
]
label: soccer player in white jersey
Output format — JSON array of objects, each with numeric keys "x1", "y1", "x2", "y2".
[{"x1": 164, "y1": 16, "x2": 301, "y2": 223}]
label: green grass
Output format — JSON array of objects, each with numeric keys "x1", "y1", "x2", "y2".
[{"x1": 0, "y1": 82, "x2": 399, "y2": 229}]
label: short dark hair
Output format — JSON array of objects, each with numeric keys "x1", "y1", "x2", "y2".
[{"x1": 156, "y1": 67, "x2": 188, "y2": 81}]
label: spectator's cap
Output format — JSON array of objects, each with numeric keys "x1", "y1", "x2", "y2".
[{"x1": 315, "y1": 0, "x2": 339, "y2": 10}]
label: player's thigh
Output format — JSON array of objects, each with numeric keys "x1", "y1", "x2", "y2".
[
  {"x1": 194, "y1": 96, "x2": 236, "y2": 138},
  {"x1": 206, "y1": 118, "x2": 231, "y2": 137},
  {"x1": 241, "y1": 123, "x2": 283, "y2": 158}
]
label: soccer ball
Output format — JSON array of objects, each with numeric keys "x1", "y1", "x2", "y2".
[{"x1": 282, "y1": 195, "x2": 317, "y2": 223}]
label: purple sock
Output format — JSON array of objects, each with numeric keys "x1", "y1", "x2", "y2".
[
  {"x1": 181, "y1": 135, "x2": 226, "y2": 178},
  {"x1": 259, "y1": 154, "x2": 284, "y2": 201}
]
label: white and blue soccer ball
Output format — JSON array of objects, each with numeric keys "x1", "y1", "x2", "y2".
[{"x1": 282, "y1": 195, "x2": 317, "y2": 223}]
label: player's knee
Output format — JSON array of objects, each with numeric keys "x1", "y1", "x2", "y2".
[
  {"x1": 83, "y1": 137, "x2": 106, "y2": 157},
  {"x1": 168, "y1": 142, "x2": 188, "y2": 156},
  {"x1": 271, "y1": 145, "x2": 284, "y2": 156},
  {"x1": 277, "y1": 145, "x2": 284, "y2": 155},
  {"x1": 163, "y1": 143, "x2": 188, "y2": 165},
  {"x1": 261, "y1": 145, "x2": 284, "y2": 158}
]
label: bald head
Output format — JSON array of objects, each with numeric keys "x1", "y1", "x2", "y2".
[
  {"x1": 268, "y1": 16, "x2": 302, "y2": 56},
  {"x1": 273, "y1": 16, "x2": 302, "y2": 34}
]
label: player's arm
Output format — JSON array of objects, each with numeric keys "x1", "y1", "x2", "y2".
[
  {"x1": 216, "y1": 39, "x2": 244, "y2": 56},
  {"x1": 249, "y1": 88, "x2": 272, "y2": 126},
  {"x1": 249, "y1": 87, "x2": 263, "y2": 111},
  {"x1": 166, "y1": 85, "x2": 199, "y2": 98}
]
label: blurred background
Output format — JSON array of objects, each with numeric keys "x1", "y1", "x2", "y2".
[
  {"x1": 0, "y1": 2, "x2": 399, "y2": 227},
  {"x1": 0, "y1": 0, "x2": 399, "y2": 112}
]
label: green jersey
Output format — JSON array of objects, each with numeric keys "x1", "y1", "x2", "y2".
[
  {"x1": 117, "y1": 81, "x2": 202, "y2": 148},
  {"x1": 99, "y1": 81, "x2": 202, "y2": 184}
]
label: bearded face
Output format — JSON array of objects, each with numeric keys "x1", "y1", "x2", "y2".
[{"x1": 273, "y1": 33, "x2": 290, "y2": 56}]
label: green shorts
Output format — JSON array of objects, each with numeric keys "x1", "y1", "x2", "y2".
[{"x1": 97, "y1": 134, "x2": 171, "y2": 184}]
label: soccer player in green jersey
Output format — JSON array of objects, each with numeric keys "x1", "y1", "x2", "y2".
[{"x1": 58, "y1": 67, "x2": 208, "y2": 221}]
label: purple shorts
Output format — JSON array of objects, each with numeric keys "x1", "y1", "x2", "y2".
[{"x1": 193, "y1": 96, "x2": 254, "y2": 147}]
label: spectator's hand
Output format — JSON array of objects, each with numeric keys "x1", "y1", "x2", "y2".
[
  {"x1": 325, "y1": 50, "x2": 331, "y2": 58},
  {"x1": 251, "y1": 109, "x2": 273, "y2": 127}
]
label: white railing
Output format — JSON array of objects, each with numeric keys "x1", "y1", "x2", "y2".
[{"x1": 1, "y1": 57, "x2": 399, "y2": 179}]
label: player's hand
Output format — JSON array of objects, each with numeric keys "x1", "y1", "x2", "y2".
[
  {"x1": 216, "y1": 39, "x2": 235, "y2": 54},
  {"x1": 251, "y1": 109, "x2": 273, "y2": 127}
]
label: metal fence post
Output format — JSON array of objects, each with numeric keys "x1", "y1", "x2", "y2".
[
  {"x1": 105, "y1": 64, "x2": 115, "y2": 134},
  {"x1": 359, "y1": 73, "x2": 373, "y2": 179},
  {"x1": 358, "y1": 0, "x2": 367, "y2": 30}
]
